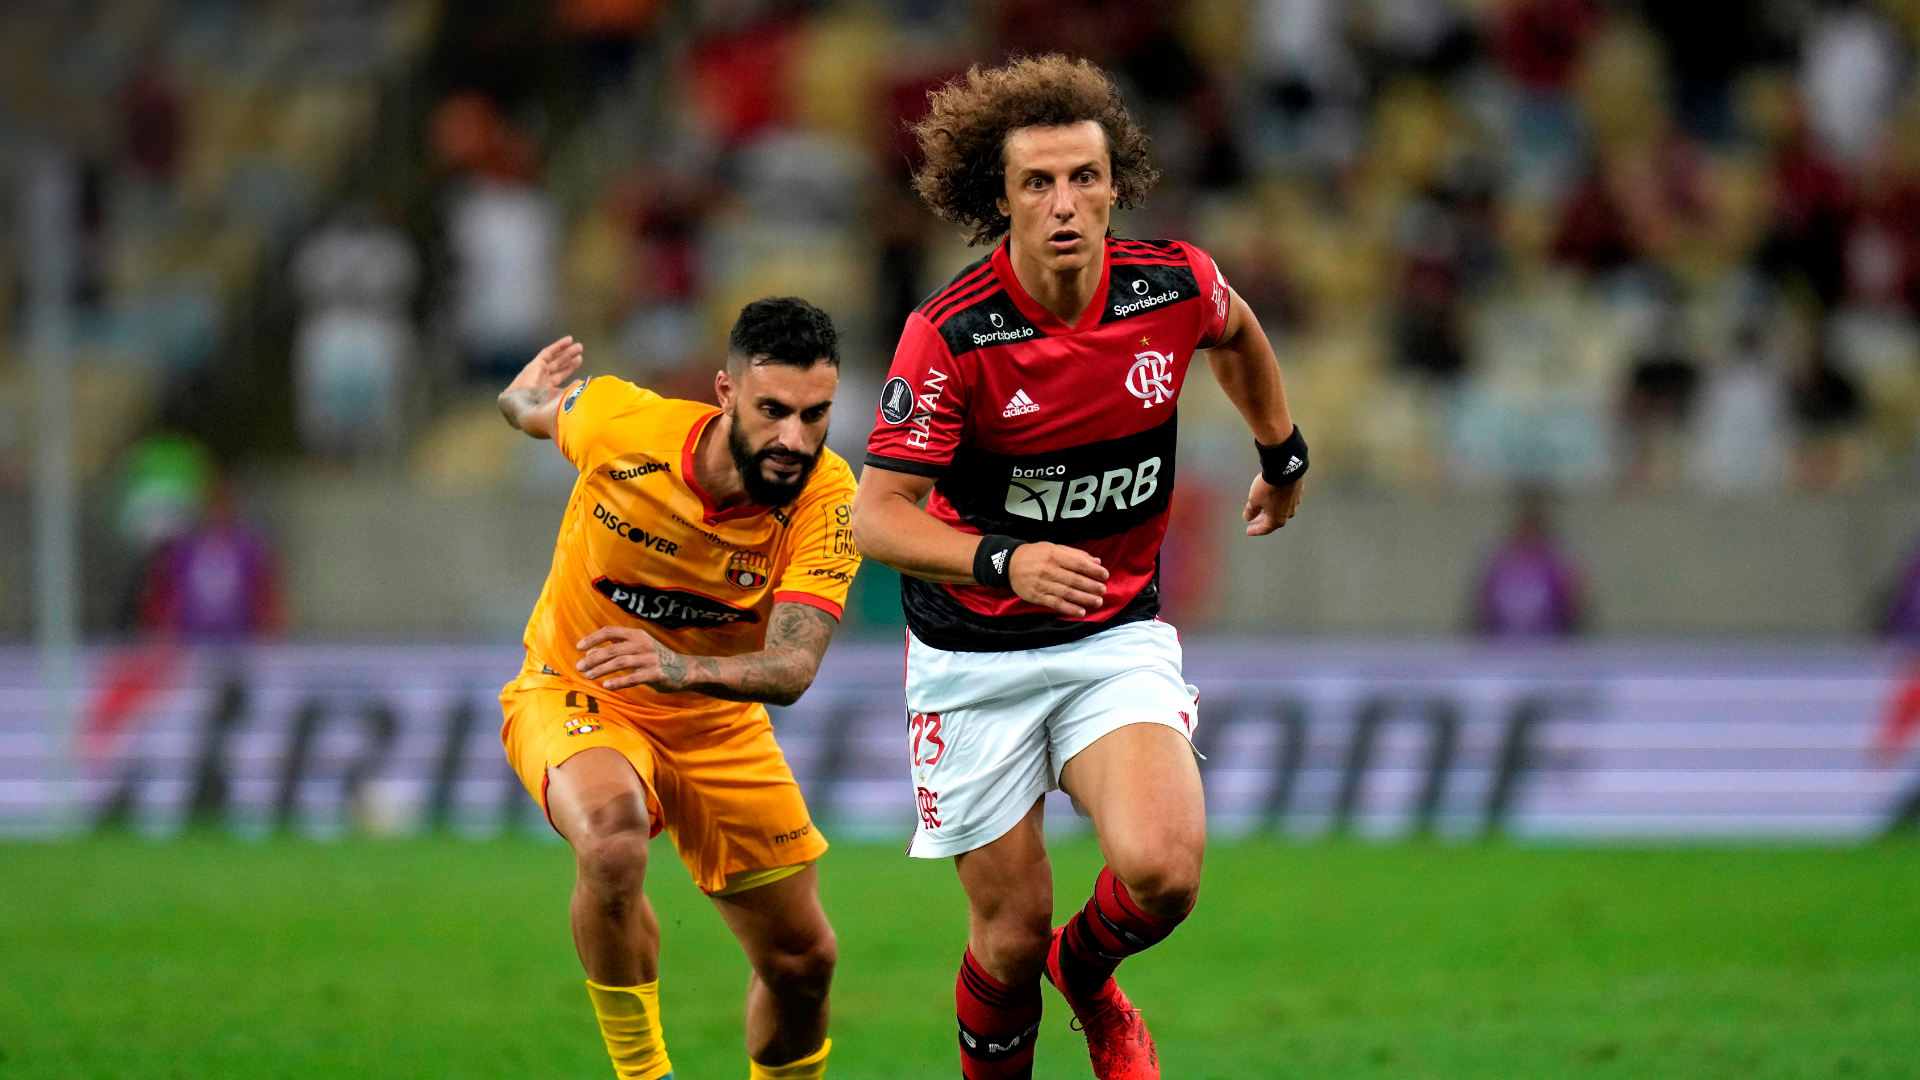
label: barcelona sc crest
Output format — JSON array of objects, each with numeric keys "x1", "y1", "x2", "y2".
[
  {"x1": 563, "y1": 716, "x2": 603, "y2": 737},
  {"x1": 727, "y1": 550, "x2": 771, "y2": 591}
]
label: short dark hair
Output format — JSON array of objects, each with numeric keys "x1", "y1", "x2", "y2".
[
  {"x1": 727, "y1": 297, "x2": 839, "y2": 369},
  {"x1": 912, "y1": 54, "x2": 1159, "y2": 246}
]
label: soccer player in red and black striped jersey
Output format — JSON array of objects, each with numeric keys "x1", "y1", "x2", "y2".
[{"x1": 851, "y1": 56, "x2": 1307, "y2": 1080}]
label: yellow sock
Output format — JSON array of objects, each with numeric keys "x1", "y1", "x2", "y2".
[
  {"x1": 585, "y1": 979, "x2": 674, "y2": 1080},
  {"x1": 748, "y1": 1037, "x2": 831, "y2": 1080}
]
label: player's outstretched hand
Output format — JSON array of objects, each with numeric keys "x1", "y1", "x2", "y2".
[
  {"x1": 507, "y1": 335, "x2": 585, "y2": 395},
  {"x1": 499, "y1": 336, "x2": 587, "y2": 437},
  {"x1": 575, "y1": 626, "x2": 689, "y2": 692},
  {"x1": 1009, "y1": 542, "x2": 1109, "y2": 618},
  {"x1": 1244, "y1": 473, "x2": 1305, "y2": 536}
]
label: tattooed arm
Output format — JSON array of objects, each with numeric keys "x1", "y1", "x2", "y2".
[
  {"x1": 498, "y1": 336, "x2": 585, "y2": 439},
  {"x1": 572, "y1": 602, "x2": 841, "y2": 706}
]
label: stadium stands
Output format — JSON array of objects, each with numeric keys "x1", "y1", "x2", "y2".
[{"x1": 4, "y1": 0, "x2": 1920, "y2": 638}]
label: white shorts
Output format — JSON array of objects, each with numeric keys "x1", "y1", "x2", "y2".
[{"x1": 902, "y1": 618, "x2": 1199, "y2": 858}]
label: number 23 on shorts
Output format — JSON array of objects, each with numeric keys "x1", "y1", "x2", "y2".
[{"x1": 909, "y1": 712, "x2": 945, "y2": 768}]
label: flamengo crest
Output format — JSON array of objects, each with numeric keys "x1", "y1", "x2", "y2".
[{"x1": 1125, "y1": 351, "x2": 1175, "y2": 407}]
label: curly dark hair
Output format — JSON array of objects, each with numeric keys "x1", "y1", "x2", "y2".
[
  {"x1": 911, "y1": 54, "x2": 1159, "y2": 246},
  {"x1": 727, "y1": 296, "x2": 840, "y2": 368}
]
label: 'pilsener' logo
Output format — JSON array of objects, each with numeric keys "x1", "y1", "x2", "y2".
[{"x1": 593, "y1": 579, "x2": 760, "y2": 629}]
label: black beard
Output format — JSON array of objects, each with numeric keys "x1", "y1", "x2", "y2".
[{"x1": 728, "y1": 415, "x2": 821, "y2": 507}]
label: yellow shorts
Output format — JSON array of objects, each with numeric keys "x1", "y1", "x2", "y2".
[{"x1": 499, "y1": 662, "x2": 828, "y2": 895}]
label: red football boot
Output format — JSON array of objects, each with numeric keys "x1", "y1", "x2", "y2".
[{"x1": 1044, "y1": 926, "x2": 1160, "y2": 1080}]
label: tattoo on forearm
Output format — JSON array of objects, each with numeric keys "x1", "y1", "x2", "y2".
[
  {"x1": 669, "y1": 602, "x2": 839, "y2": 705},
  {"x1": 654, "y1": 645, "x2": 688, "y2": 687},
  {"x1": 497, "y1": 386, "x2": 557, "y2": 430},
  {"x1": 767, "y1": 602, "x2": 838, "y2": 655}
]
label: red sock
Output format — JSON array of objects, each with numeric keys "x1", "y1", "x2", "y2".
[
  {"x1": 956, "y1": 949, "x2": 1041, "y2": 1080},
  {"x1": 1057, "y1": 866, "x2": 1190, "y2": 994}
]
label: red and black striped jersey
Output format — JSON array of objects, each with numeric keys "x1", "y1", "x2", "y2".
[{"x1": 866, "y1": 235, "x2": 1232, "y2": 651}]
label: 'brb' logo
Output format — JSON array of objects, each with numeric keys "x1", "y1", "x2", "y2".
[{"x1": 1126, "y1": 351, "x2": 1174, "y2": 408}]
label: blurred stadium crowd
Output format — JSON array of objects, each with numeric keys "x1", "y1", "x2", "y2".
[{"x1": 4, "y1": 0, "x2": 1920, "y2": 638}]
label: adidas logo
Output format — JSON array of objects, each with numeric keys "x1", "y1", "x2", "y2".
[
  {"x1": 1002, "y1": 389, "x2": 1040, "y2": 418},
  {"x1": 990, "y1": 549, "x2": 1009, "y2": 574},
  {"x1": 1285, "y1": 455, "x2": 1303, "y2": 475}
]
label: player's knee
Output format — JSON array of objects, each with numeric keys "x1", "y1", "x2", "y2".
[
  {"x1": 758, "y1": 931, "x2": 837, "y2": 1002},
  {"x1": 577, "y1": 786, "x2": 650, "y2": 840},
  {"x1": 1114, "y1": 856, "x2": 1201, "y2": 921},
  {"x1": 575, "y1": 826, "x2": 649, "y2": 901},
  {"x1": 974, "y1": 901, "x2": 1051, "y2": 980},
  {"x1": 1132, "y1": 872, "x2": 1200, "y2": 921}
]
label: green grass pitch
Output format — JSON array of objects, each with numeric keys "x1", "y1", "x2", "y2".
[{"x1": 2, "y1": 837, "x2": 1916, "y2": 1078}]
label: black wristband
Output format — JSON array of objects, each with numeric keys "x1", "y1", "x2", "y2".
[
  {"x1": 973, "y1": 534, "x2": 1026, "y2": 590},
  {"x1": 1256, "y1": 425, "x2": 1308, "y2": 486}
]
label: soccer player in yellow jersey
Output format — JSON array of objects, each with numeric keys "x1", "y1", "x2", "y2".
[{"x1": 495, "y1": 297, "x2": 860, "y2": 1080}]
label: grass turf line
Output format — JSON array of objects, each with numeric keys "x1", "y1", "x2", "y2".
[{"x1": 1, "y1": 838, "x2": 1915, "y2": 1078}]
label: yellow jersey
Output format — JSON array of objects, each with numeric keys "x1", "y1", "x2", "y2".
[{"x1": 523, "y1": 376, "x2": 861, "y2": 721}]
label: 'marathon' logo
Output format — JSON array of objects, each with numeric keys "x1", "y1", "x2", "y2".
[{"x1": 593, "y1": 578, "x2": 760, "y2": 630}]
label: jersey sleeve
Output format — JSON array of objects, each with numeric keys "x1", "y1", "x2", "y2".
[
  {"x1": 771, "y1": 462, "x2": 862, "y2": 619},
  {"x1": 553, "y1": 377, "x2": 663, "y2": 473},
  {"x1": 863, "y1": 313, "x2": 970, "y2": 477},
  {"x1": 1184, "y1": 242, "x2": 1234, "y2": 350}
]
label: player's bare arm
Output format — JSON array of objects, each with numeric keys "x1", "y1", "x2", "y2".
[
  {"x1": 573, "y1": 601, "x2": 839, "y2": 706},
  {"x1": 851, "y1": 467, "x2": 1110, "y2": 618},
  {"x1": 497, "y1": 335, "x2": 585, "y2": 439},
  {"x1": 1206, "y1": 289, "x2": 1307, "y2": 536}
]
